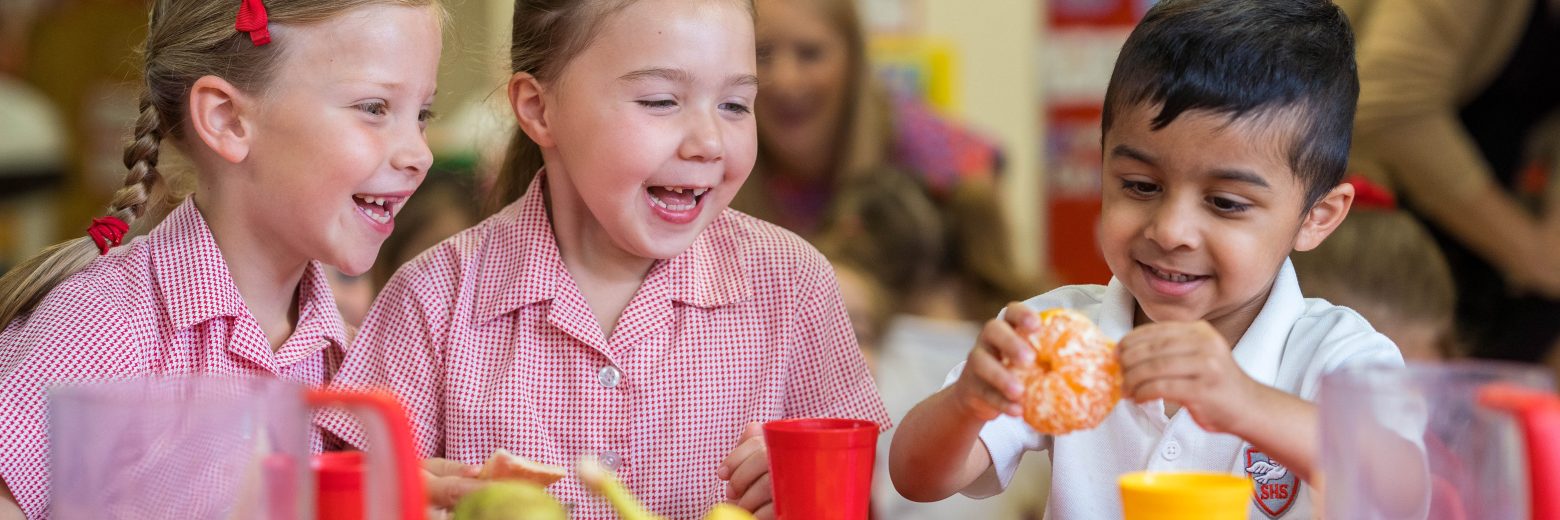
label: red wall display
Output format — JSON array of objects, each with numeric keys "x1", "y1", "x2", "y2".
[{"x1": 1042, "y1": 0, "x2": 1151, "y2": 284}]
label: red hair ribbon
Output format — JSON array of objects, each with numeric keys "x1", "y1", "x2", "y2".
[
  {"x1": 87, "y1": 216, "x2": 130, "y2": 255},
  {"x1": 1345, "y1": 175, "x2": 1397, "y2": 210},
  {"x1": 236, "y1": 0, "x2": 271, "y2": 46}
]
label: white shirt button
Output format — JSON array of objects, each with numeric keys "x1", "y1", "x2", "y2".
[
  {"x1": 599, "y1": 365, "x2": 622, "y2": 388},
  {"x1": 1161, "y1": 440, "x2": 1182, "y2": 461},
  {"x1": 600, "y1": 451, "x2": 622, "y2": 471}
]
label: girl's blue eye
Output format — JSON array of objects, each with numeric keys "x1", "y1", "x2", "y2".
[
  {"x1": 720, "y1": 102, "x2": 751, "y2": 115},
  {"x1": 1209, "y1": 196, "x2": 1252, "y2": 213}
]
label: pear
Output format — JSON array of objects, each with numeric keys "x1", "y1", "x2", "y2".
[{"x1": 452, "y1": 481, "x2": 567, "y2": 520}]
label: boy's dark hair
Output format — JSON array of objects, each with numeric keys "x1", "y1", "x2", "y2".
[{"x1": 1101, "y1": 0, "x2": 1358, "y2": 207}]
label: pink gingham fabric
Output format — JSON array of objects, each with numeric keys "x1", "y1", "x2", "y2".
[
  {"x1": 0, "y1": 198, "x2": 347, "y2": 518},
  {"x1": 321, "y1": 173, "x2": 888, "y2": 519}
]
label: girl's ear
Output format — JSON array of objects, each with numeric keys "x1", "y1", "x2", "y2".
[
  {"x1": 187, "y1": 75, "x2": 255, "y2": 164},
  {"x1": 508, "y1": 72, "x2": 555, "y2": 148},
  {"x1": 1295, "y1": 182, "x2": 1354, "y2": 252}
]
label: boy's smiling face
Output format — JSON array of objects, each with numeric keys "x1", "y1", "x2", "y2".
[{"x1": 1099, "y1": 103, "x2": 1351, "y2": 341}]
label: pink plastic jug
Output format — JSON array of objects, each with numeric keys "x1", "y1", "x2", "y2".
[
  {"x1": 47, "y1": 376, "x2": 424, "y2": 519},
  {"x1": 1318, "y1": 361, "x2": 1556, "y2": 520}
]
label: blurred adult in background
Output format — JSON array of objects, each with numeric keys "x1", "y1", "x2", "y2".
[
  {"x1": 742, "y1": 0, "x2": 1047, "y2": 517},
  {"x1": 740, "y1": 0, "x2": 1038, "y2": 323},
  {"x1": 1339, "y1": 0, "x2": 1560, "y2": 369},
  {"x1": 739, "y1": 0, "x2": 1005, "y2": 223}
]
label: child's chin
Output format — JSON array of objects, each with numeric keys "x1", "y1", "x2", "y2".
[
  {"x1": 330, "y1": 252, "x2": 378, "y2": 278},
  {"x1": 640, "y1": 233, "x2": 702, "y2": 259},
  {"x1": 1135, "y1": 300, "x2": 1206, "y2": 324}
]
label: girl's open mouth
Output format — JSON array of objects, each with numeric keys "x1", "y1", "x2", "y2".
[
  {"x1": 646, "y1": 186, "x2": 709, "y2": 211},
  {"x1": 352, "y1": 194, "x2": 404, "y2": 228},
  {"x1": 645, "y1": 185, "x2": 710, "y2": 225}
]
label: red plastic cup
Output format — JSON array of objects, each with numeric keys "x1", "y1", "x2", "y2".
[
  {"x1": 763, "y1": 418, "x2": 879, "y2": 520},
  {"x1": 313, "y1": 451, "x2": 365, "y2": 520}
]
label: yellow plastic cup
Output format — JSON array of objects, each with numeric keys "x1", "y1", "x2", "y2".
[{"x1": 1119, "y1": 471, "x2": 1252, "y2": 520}]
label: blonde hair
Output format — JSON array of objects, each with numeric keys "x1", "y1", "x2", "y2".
[
  {"x1": 488, "y1": 0, "x2": 755, "y2": 213},
  {"x1": 0, "y1": 0, "x2": 436, "y2": 328},
  {"x1": 731, "y1": 0, "x2": 893, "y2": 223}
]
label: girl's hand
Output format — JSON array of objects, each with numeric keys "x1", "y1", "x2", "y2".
[
  {"x1": 422, "y1": 457, "x2": 485, "y2": 511},
  {"x1": 717, "y1": 423, "x2": 775, "y2": 519}
]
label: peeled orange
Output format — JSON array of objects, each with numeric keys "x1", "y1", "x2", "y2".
[{"x1": 1018, "y1": 308, "x2": 1121, "y2": 434}]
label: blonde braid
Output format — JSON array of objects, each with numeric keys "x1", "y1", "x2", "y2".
[
  {"x1": 110, "y1": 93, "x2": 167, "y2": 224},
  {"x1": 0, "y1": 94, "x2": 169, "y2": 328}
]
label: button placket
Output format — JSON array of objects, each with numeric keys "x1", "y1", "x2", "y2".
[
  {"x1": 1161, "y1": 439, "x2": 1182, "y2": 461},
  {"x1": 600, "y1": 450, "x2": 622, "y2": 471},
  {"x1": 599, "y1": 365, "x2": 622, "y2": 388}
]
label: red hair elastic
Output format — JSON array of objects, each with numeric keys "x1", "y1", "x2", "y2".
[
  {"x1": 87, "y1": 216, "x2": 130, "y2": 255},
  {"x1": 236, "y1": 0, "x2": 271, "y2": 46},
  {"x1": 1345, "y1": 175, "x2": 1397, "y2": 210}
]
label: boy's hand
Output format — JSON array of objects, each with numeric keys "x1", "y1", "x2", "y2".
[
  {"x1": 717, "y1": 422, "x2": 775, "y2": 519},
  {"x1": 950, "y1": 302, "x2": 1039, "y2": 422},
  {"x1": 1118, "y1": 321, "x2": 1258, "y2": 434}
]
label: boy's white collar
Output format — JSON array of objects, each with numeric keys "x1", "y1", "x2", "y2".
[{"x1": 1099, "y1": 258, "x2": 1303, "y2": 389}]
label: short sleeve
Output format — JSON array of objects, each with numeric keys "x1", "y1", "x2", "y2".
[
  {"x1": 316, "y1": 254, "x2": 455, "y2": 458},
  {"x1": 0, "y1": 284, "x2": 140, "y2": 518},
  {"x1": 1297, "y1": 312, "x2": 1406, "y2": 402},
  {"x1": 782, "y1": 254, "x2": 891, "y2": 429},
  {"x1": 936, "y1": 362, "x2": 1052, "y2": 498}
]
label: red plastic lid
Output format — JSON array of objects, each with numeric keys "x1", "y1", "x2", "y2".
[{"x1": 763, "y1": 418, "x2": 879, "y2": 449}]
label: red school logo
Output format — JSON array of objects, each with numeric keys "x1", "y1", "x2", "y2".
[{"x1": 1244, "y1": 447, "x2": 1298, "y2": 518}]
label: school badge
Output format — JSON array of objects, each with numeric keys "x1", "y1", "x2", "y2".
[{"x1": 1244, "y1": 447, "x2": 1298, "y2": 518}]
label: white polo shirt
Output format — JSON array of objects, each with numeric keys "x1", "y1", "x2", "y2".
[{"x1": 949, "y1": 259, "x2": 1404, "y2": 519}]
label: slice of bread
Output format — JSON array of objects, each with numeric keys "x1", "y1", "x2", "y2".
[{"x1": 477, "y1": 449, "x2": 568, "y2": 487}]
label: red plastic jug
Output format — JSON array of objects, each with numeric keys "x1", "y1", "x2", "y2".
[{"x1": 1480, "y1": 384, "x2": 1560, "y2": 520}]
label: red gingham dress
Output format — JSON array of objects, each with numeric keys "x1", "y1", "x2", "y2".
[
  {"x1": 0, "y1": 199, "x2": 347, "y2": 518},
  {"x1": 320, "y1": 173, "x2": 889, "y2": 519}
]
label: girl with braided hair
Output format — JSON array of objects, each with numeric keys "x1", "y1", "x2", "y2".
[{"x1": 0, "y1": 0, "x2": 442, "y2": 516}]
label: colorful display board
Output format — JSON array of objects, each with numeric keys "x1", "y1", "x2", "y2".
[{"x1": 1042, "y1": 0, "x2": 1154, "y2": 284}]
